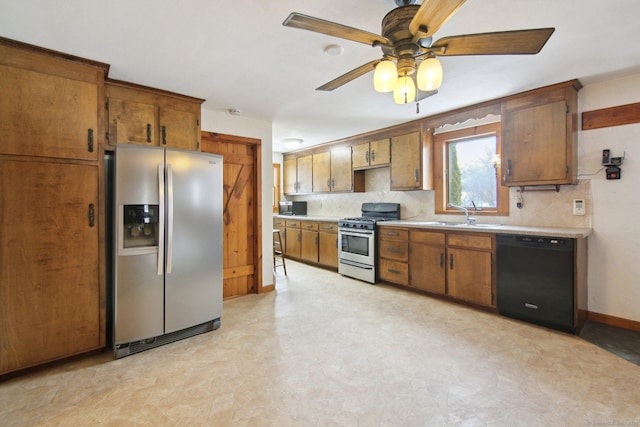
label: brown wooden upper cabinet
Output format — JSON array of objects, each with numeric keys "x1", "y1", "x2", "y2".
[
  {"x1": 0, "y1": 45, "x2": 104, "y2": 161},
  {"x1": 313, "y1": 147, "x2": 354, "y2": 193},
  {"x1": 284, "y1": 154, "x2": 313, "y2": 194},
  {"x1": 352, "y1": 138, "x2": 390, "y2": 169},
  {"x1": 501, "y1": 81, "x2": 581, "y2": 187},
  {"x1": 390, "y1": 131, "x2": 422, "y2": 190},
  {"x1": 105, "y1": 79, "x2": 203, "y2": 151}
]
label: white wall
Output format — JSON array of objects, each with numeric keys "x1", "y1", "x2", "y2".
[
  {"x1": 200, "y1": 109, "x2": 274, "y2": 289},
  {"x1": 578, "y1": 72, "x2": 640, "y2": 322}
]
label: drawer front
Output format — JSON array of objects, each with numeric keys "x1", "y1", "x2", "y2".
[
  {"x1": 318, "y1": 222, "x2": 338, "y2": 233},
  {"x1": 273, "y1": 218, "x2": 286, "y2": 227},
  {"x1": 447, "y1": 233, "x2": 493, "y2": 250},
  {"x1": 379, "y1": 239, "x2": 409, "y2": 261},
  {"x1": 379, "y1": 259, "x2": 408, "y2": 285},
  {"x1": 286, "y1": 220, "x2": 301, "y2": 228},
  {"x1": 410, "y1": 230, "x2": 445, "y2": 245},
  {"x1": 301, "y1": 221, "x2": 319, "y2": 231},
  {"x1": 378, "y1": 227, "x2": 408, "y2": 240}
]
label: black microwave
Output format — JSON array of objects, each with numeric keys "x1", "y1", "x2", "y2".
[{"x1": 279, "y1": 201, "x2": 307, "y2": 216}]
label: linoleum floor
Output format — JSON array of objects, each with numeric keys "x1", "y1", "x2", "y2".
[{"x1": 2, "y1": 260, "x2": 640, "y2": 426}]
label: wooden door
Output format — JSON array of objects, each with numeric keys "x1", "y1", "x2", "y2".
[
  {"x1": 502, "y1": 100, "x2": 567, "y2": 185},
  {"x1": 283, "y1": 157, "x2": 298, "y2": 194},
  {"x1": 352, "y1": 142, "x2": 370, "y2": 169},
  {"x1": 0, "y1": 158, "x2": 100, "y2": 374},
  {"x1": 301, "y1": 230, "x2": 319, "y2": 262},
  {"x1": 410, "y1": 243, "x2": 445, "y2": 294},
  {"x1": 330, "y1": 147, "x2": 353, "y2": 192},
  {"x1": 285, "y1": 227, "x2": 301, "y2": 257},
  {"x1": 201, "y1": 133, "x2": 262, "y2": 298},
  {"x1": 0, "y1": 64, "x2": 99, "y2": 161},
  {"x1": 107, "y1": 97, "x2": 156, "y2": 146},
  {"x1": 370, "y1": 138, "x2": 390, "y2": 166},
  {"x1": 159, "y1": 107, "x2": 200, "y2": 151},
  {"x1": 296, "y1": 155, "x2": 313, "y2": 193},
  {"x1": 390, "y1": 132, "x2": 421, "y2": 190},
  {"x1": 446, "y1": 248, "x2": 493, "y2": 306},
  {"x1": 318, "y1": 223, "x2": 338, "y2": 268},
  {"x1": 312, "y1": 151, "x2": 332, "y2": 193}
]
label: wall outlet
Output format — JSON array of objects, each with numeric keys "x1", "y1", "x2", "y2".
[
  {"x1": 515, "y1": 193, "x2": 523, "y2": 209},
  {"x1": 573, "y1": 199, "x2": 586, "y2": 215}
]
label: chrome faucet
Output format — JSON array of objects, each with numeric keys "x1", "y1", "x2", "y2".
[{"x1": 448, "y1": 203, "x2": 476, "y2": 225}]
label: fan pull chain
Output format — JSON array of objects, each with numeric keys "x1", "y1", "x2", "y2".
[{"x1": 416, "y1": 101, "x2": 420, "y2": 114}]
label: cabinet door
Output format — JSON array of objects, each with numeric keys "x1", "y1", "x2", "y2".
[
  {"x1": 283, "y1": 157, "x2": 298, "y2": 194},
  {"x1": 301, "y1": 230, "x2": 319, "y2": 262},
  {"x1": 390, "y1": 132, "x2": 421, "y2": 190},
  {"x1": 370, "y1": 138, "x2": 390, "y2": 166},
  {"x1": 285, "y1": 228, "x2": 301, "y2": 257},
  {"x1": 158, "y1": 107, "x2": 200, "y2": 151},
  {"x1": 502, "y1": 100, "x2": 567, "y2": 185},
  {"x1": 312, "y1": 151, "x2": 332, "y2": 193},
  {"x1": 446, "y1": 248, "x2": 493, "y2": 306},
  {"x1": 0, "y1": 159, "x2": 100, "y2": 374},
  {"x1": 330, "y1": 147, "x2": 353, "y2": 192},
  {"x1": 352, "y1": 143, "x2": 370, "y2": 169},
  {"x1": 0, "y1": 64, "x2": 98, "y2": 161},
  {"x1": 409, "y1": 243, "x2": 445, "y2": 294},
  {"x1": 296, "y1": 155, "x2": 313, "y2": 193},
  {"x1": 108, "y1": 97, "x2": 156, "y2": 146},
  {"x1": 318, "y1": 225, "x2": 338, "y2": 268}
]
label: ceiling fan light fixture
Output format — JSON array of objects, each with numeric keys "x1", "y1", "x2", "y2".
[
  {"x1": 417, "y1": 57, "x2": 443, "y2": 91},
  {"x1": 373, "y1": 60, "x2": 398, "y2": 93},
  {"x1": 393, "y1": 75, "x2": 416, "y2": 104}
]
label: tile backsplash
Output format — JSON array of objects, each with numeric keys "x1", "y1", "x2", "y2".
[{"x1": 286, "y1": 167, "x2": 591, "y2": 228}]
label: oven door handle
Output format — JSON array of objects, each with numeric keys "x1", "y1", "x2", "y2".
[
  {"x1": 339, "y1": 259, "x2": 374, "y2": 270},
  {"x1": 339, "y1": 229, "x2": 374, "y2": 236}
]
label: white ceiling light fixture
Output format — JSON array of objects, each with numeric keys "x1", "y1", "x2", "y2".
[{"x1": 282, "y1": 138, "x2": 304, "y2": 149}]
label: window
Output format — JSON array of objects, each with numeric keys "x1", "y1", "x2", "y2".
[{"x1": 434, "y1": 122, "x2": 508, "y2": 216}]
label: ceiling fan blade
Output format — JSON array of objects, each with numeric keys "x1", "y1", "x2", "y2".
[
  {"x1": 283, "y1": 13, "x2": 391, "y2": 47},
  {"x1": 410, "y1": 0, "x2": 466, "y2": 38},
  {"x1": 431, "y1": 28, "x2": 555, "y2": 56},
  {"x1": 316, "y1": 59, "x2": 381, "y2": 91}
]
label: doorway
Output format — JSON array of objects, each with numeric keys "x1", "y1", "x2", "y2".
[{"x1": 201, "y1": 132, "x2": 264, "y2": 298}]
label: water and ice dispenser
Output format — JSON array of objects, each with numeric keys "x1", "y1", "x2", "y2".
[{"x1": 122, "y1": 204, "x2": 159, "y2": 249}]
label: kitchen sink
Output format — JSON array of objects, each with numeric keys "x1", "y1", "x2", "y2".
[{"x1": 419, "y1": 221, "x2": 501, "y2": 228}]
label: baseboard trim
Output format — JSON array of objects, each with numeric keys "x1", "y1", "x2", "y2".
[{"x1": 587, "y1": 311, "x2": 640, "y2": 332}]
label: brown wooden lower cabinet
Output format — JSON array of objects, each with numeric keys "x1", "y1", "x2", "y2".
[
  {"x1": 276, "y1": 218, "x2": 338, "y2": 269},
  {"x1": 0, "y1": 158, "x2": 102, "y2": 375},
  {"x1": 378, "y1": 226, "x2": 495, "y2": 308}
]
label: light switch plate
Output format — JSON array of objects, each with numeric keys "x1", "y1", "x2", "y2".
[{"x1": 573, "y1": 199, "x2": 586, "y2": 215}]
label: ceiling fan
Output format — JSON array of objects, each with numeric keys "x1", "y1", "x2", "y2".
[{"x1": 283, "y1": 0, "x2": 554, "y2": 104}]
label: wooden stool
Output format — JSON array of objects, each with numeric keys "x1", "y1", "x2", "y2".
[{"x1": 273, "y1": 229, "x2": 287, "y2": 275}]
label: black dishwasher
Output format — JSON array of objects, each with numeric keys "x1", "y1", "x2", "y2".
[{"x1": 497, "y1": 234, "x2": 575, "y2": 333}]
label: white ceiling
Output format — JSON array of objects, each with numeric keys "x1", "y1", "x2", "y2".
[{"x1": 1, "y1": 0, "x2": 640, "y2": 152}]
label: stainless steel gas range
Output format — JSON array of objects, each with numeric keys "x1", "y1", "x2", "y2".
[{"x1": 338, "y1": 203, "x2": 401, "y2": 283}]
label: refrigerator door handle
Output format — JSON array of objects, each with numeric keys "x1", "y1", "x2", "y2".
[
  {"x1": 157, "y1": 164, "x2": 165, "y2": 275},
  {"x1": 166, "y1": 163, "x2": 174, "y2": 274}
]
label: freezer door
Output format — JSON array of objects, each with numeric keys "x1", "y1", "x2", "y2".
[
  {"x1": 114, "y1": 145, "x2": 165, "y2": 344},
  {"x1": 164, "y1": 148, "x2": 223, "y2": 333}
]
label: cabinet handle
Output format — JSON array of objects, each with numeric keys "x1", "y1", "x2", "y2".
[
  {"x1": 439, "y1": 253, "x2": 444, "y2": 268},
  {"x1": 386, "y1": 231, "x2": 399, "y2": 236},
  {"x1": 414, "y1": 169, "x2": 419, "y2": 183},
  {"x1": 298, "y1": 233, "x2": 301, "y2": 242},
  {"x1": 161, "y1": 126, "x2": 167, "y2": 145},
  {"x1": 449, "y1": 254, "x2": 454, "y2": 269},
  {"x1": 323, "y1": 225, "x2": 333, "y2": 230},
  {"x1": 331, "y1": 178, "x2": 335, "y2": 189},
  {"x1": 87, "y1": 129, "x2": 94, "y2": 152},
  {"x1": 327, "y1": 179, "x2": 331, "y2": 189},
  {"x1": 388, "y1": 268, "x2": 401, "y2": 275},
  {"x1": 306, "y1": 224, "x2": 314, "y2": 228},
  {"x1": 88, "y1": 203, "x2": 95, "y2": 227},
  {"x1": 365, "y1": 150, "x2": 369, "y2": 164},
  {"x1": 371, "y1": 149, "x2": 376, "y2": 162},
  {"x1": 314, "y1": 235, "x2": 318, "y2": 246},
  {"x1": 507, "y1": 159, "x2": 512, "y2": 177},
  {"x1": 146, "y1": 124, "x2": 152, "y2": 143},
  {"x1": 387, "y1": 247, "x2": 402, "y2": 254}
]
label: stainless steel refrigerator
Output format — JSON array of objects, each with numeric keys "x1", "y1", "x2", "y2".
[{"x1": 113, "y1": 144, "x2": 223, "y2": 358}]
